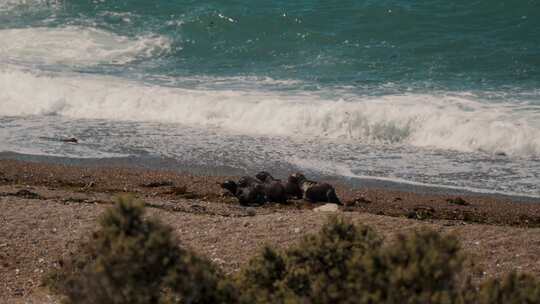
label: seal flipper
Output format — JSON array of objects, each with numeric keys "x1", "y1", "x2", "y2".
[{"x1": 326, "y1": 188, "x2": 341, "y2": 205}]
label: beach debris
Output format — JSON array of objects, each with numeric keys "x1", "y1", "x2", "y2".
[
  {"x1": 346, "y1": 196, "x2": 372, "y2": 206},
  {"x1": 246, "y1": 208, "x2": 256, "y2": 216},
  {"x1": 163, "y1": 185, "x2": 187, "y2": 195},
  {"x1": 140, "y1": 180, "x2": 174, "y2": 188},
  {"x1": 11, "y1": 189, "x2": 43, "y2": 199},
  {"x1": 61, "y1": 137, "x2": 78, "y2": 144},
  {"x1": 0, "y1": 172, "x2": 12, "y2": 184},
  {"x1": 288, "y1": 173, "x2": 341, "y2": 205},
  {"x1": 314, "y1": 203, "x2": 340, "y2": 212},
  {"x1": 54, "y1": 178, "x2": 87, "y2": 188},
  {"x1": 447, "y1": 197, "x2": 469, "y2": 206},
  {"x1": 407, "y1": 206, "x2": 435, "y2": 220},
  {"x1": 189, "y1": 204, "x2": 207, "y2": 213},
  {"x1": 84, "y1": 181, "x2": 95, "y2": 189}
]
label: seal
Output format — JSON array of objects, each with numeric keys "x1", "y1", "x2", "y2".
[
  {"x1": 254, "y1": 171, "x2": 288, "y2": 203},
  {"x1": 289, "y1": 173, "x2": 341, "y2": 205},
  {"x1": 236, "y1": 184, "x2": 266, "y2": 206},
  {"x1": 220, "y1": 178, "x2": 266, "y2": 206},
  {"x1": 237, "y1": 176, "x2": 261, "y2": 188},
  {"x1": 284, "y1": 175, "x2": 303, "y2": 200},
  {"x1": 220, "y1": 180, "x2": 238, "y2": 196}
]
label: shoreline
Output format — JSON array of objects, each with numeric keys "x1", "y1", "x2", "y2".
[
  {"x1": 2, "y1": 158, "x2": 540, "y2": 302},
  {"x1": 1, "y1": 151, "x2": 538, "y2": 203},
  {"x1": 1, "y1": 157, "x2": 540, "y2": 228}
]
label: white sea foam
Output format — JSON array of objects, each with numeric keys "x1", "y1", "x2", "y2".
[
  {"x1": 1, "y1": 68, "x2": 540, "y2": 157},
  {"x1": 0, "y1": 26, "x2": 171, "y2": 67},
  {"x1": 286, "y1": 156, "x2": 540, "y2": 198},
  {"x1": 0, "y1": 0, "x2": 52, "y2": 12}
]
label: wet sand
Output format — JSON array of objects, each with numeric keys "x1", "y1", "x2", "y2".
[{"x1": 1, "y1": 159, "x2": 540, "y2": 303}]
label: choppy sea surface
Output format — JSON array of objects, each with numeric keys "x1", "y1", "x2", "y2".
[{"x1": 1, "y1": 0, "x2": 539, "y2": 196}]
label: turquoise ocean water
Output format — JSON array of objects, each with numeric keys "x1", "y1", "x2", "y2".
[{"x1": 1, "y1": 0, "x2": 539, "y2": 196}]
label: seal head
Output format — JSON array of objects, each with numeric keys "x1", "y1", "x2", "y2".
[{"x1": 289, "y1": 173, "x2": 341, "y2": 205}]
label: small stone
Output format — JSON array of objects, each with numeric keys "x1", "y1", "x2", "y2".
[
  {"x1": 293, "y1": 228, "x2": 301, "y2": 234},
  {"x1": 314, "y1": 203, "x2": 339, "y2": 212}
]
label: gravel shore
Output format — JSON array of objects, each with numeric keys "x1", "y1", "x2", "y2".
[{"x1": 1, "y1": 159, "x2": 540, "y2": 303}]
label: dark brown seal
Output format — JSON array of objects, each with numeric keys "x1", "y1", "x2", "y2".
[
  {"x1": 237, "y1": 176, "x2": 261, "y2": 188},
  {"x1": 255, "y1": 171, "x2": 287, "y2": 203},
  {"x1": 220, "y1": 179, "x2": 266, "y2": 206},
  {"x1": 289, "y1": 173, "x2": 341, "y2": 205},
  {"x1": 284, "y1": 174, "x2": 303, "y2": 200}
]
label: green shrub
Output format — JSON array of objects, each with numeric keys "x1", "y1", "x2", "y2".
[
  {"x1": 477, "y1": 272, "x2": 540, "y2": 304},
  {"x1": 47, "y1": 200, "x2": 540, "y2": 304},
  {"x1": 236, "y1": 216, "x2": 384, "y2": 303},
  {"x1": 234, "y1": 247, "x2": 289, "y2": 303},
  {"x1": 237, "y1": 217, "x2": 471, "y2": 304},
  {"x1": 282, "y1": 216, "x2": 383, "y2": 303},
  {"x1": 46, "y1": 196, "x2": 237, "y2": 304},
  {"x1": 163, "y1": 251, "x2": 238, "y2": 304},
  {"x1": 374, "y1": 230, "x2": 467, "y2": 304}
]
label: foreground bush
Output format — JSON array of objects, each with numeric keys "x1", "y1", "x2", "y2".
[
  {"x1": 477, "y1": 272, "x2": 540, "y2": 304},
  {"x1": 236, "y1": 217, "x2": 383, "y2": 303},
  {"x1": 47, "y1": 201, "x2": 540, "y2": 304},
  {"x1": 373, "y1": 230, "x2": 467, "y2": 303},
  {"x1": 236, "y1": 217, "x2": 468, "y2": 304},
  {"x1": 46, "y1": 196, "x2": 235, "y2": 304}
]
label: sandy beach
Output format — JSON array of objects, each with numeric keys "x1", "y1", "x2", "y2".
[{"x1": 1, "y1": 159, "x2": 540, "y2": 303}]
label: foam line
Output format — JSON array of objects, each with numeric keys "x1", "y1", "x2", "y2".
[
  {"x1": 0, "y1": 26, "x2": 171, "y2": 67},
  {"x1": 1, "y1": 67, "x2": 540, "y2": 157}
]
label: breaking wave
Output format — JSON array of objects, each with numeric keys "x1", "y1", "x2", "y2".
[
  {"x1": 1, "y1": 68, "x2": 539, "y2": 158},
  {"x1": 0, "y1": 26, "x2": 171, "y2": 67}
]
